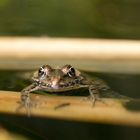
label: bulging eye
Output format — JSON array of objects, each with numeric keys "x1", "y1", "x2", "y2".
[
  {"x1": 62, "y1": 65, "x2": 76, "y2": 77},
  {"x1": 38, "y1": 65, "x2": 52, "y2": 77},
  {"x1": 38, "y1": 67, "x2": 45, "y2": 76},
  {"x1": 68, "y1": 67, "x2": 76, "y2": 77}
]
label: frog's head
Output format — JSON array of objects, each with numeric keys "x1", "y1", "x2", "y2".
[{"x1": 35, "y1": 64, "x2": 81, "y2": 89}]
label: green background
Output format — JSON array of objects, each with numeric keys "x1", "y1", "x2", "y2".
[{"x1": 0, "y1": 0, "x2": 139, "y2": 39}]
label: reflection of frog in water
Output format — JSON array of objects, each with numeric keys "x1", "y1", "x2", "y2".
[{"x1": 17, "y1": 64, "x2": 117, "y2": 115}]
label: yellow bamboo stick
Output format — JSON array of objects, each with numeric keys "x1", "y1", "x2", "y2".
[{"x1": 0, "y1": 90, "x2": 140, "y2": 127}]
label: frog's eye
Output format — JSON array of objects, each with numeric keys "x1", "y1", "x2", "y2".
[
  {"x1": 62, "y1": 65, "x2": 76, "y2": 77},
  {"x1": 68, "y1": 67, "x2": 76, "y2": 77},
  {"x1": 38, "y1": 67, "x2": 45, "y2": 77},
  {"x1": 38, "y1": 65, "x2": 52, "y2": 77}
]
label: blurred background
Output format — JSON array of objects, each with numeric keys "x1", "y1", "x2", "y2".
[
  {"x1": 0, "y1": 0, "x2": 139, "y2": 39},
  {"x1": 0, "y1": 0, "x2": 140, "y2": 140}
]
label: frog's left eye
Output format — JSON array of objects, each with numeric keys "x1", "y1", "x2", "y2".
[{"x1": 62, "y1": 65, "x2": 76, "y2": 77}]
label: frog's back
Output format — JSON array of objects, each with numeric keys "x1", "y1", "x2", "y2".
[{"x1": 82, "y1": 74, "x2": 129, "y2": 99}]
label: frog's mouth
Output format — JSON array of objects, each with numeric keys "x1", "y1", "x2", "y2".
[{"x1": 40, "y1": 85, "x2": 88, "y2": 92}]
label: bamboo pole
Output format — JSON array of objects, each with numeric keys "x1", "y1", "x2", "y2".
[
  {"x1": 0, "y1": 91, "x2": 140, "y2": 127},
  {"x1": 0, "y1": 37, "x2": 140, "y2": 60},
  {"x1": 0, "y1": 37, "x2": 140, "y2": 73}
]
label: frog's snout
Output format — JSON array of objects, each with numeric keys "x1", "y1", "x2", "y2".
[{"x1": 51, "y1": 76, "x2": 60, "y2": 89}]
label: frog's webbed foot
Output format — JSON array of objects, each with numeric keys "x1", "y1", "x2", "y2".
[
  {"x1": 86, "y1": 85, "x2": 100, "y2": 106},
  {"x1": 85, "y1": 85, "x2": 107, "y2": 106},
  {"x1": 16, "y1": 94, "x2": 34, "y2": 117},
  {"x1": 16, "y1": 84, "x2": 39, "y2": 117}
]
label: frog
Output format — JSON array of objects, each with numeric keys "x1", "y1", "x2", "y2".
[{"x1": 17, "y1": 64, "x2": 111, "y2": 116}]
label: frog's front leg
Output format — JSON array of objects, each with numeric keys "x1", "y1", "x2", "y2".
[
  {"x1": 16, "y1": 83, "x2": 39, "y2": 116},
  {"x1": 88, "y1": 85, "x2": 99, "y2": 106}
]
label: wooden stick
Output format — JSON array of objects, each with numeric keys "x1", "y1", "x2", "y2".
[
  {"x1": 0, "y1": 37, "x2": 140, "y2": 60},
  {"x1": 0, "y1": 90, "x2": 140, "y2": 127}
]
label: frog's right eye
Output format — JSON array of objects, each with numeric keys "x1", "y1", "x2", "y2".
[
  {"x1": 38, "y1": 65, "x2": 52, "y2": 77},
  {"x1": 38, "y1": 67, "x2": 45, "y2": 76}
]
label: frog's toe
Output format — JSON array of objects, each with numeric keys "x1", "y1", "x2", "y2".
[
  {"x1": 82, "y1": 95, "x2": 96, "y2": 106},
  {"x1": 16, "y1": 98, "x2": 37, "y2": 117},
  {"x1": 84, "y1": 95, "x2": 107, "y2": 106},
  {"x1": 85, "y1": 94, "x2": 106, "y2": 106},
  {"x1": 89, "y1": 95, "x2": 96, "y2": 106}
]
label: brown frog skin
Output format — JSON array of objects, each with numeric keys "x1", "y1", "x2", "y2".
[{"x1": 18, "y1": 64, "x2": 111, "y2": 116}]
